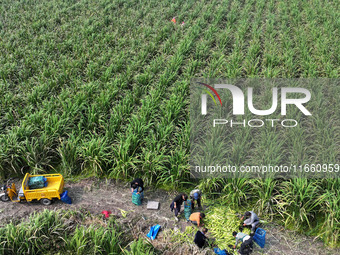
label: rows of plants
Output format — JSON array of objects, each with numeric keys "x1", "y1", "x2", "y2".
[
  {"x1": 0, "y1": 209, "x2": 156, "y2": 255},
  {"x1": 1, "y1": 0, "x2": 338, "y2": 180},
  {"x1": 198, "y1": 178, "x2": 340, "y2": 247},
  {"x1": 0, "y1": 0, "x2": 339, "y2": 248}
]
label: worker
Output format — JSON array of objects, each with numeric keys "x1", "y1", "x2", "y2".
[
  {"x1": 131, "y1": 183, "x2": 143, "y2": 195},
  {"x1": 170, "y1": 193, "x2": 188, "y2": 217},
  {"x1": 189, "y1": 212, "x2": 205, "y2": 227},
  {"x1": 189, "y1": 189, "x2": 202, "y2": 209},
  {"x1": 194, "y1": 228, "x2": 209, "y2": 248},
  {"x1": 131, "y1": 183, "x2": 144, "y2": 204},
  {"x1": 241, "y1": 211, "x2": 260, "y2": 234},
  {"x1": 130, "y1": 178, "x2": 144, "y2": 194},
  {"x1": 232, "y1": 231, "x2": 253, "y2": 255}
]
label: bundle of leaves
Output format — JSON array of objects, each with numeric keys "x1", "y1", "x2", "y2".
[{"x1": 205, "y1": 206, "x2": 250, "y2": 252}]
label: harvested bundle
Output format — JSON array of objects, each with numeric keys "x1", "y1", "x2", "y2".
[{"x1": 205, "y1": 206, "x2": 250, "y2": 251}]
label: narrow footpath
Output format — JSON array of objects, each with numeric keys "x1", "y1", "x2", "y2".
[{"x1": 0, "y1": 178, "x2": 338, "y2": 255}]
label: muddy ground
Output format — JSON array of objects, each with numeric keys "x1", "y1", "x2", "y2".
[{"x1": 0, "y1": 178, "x2": 338, "y2": 255}]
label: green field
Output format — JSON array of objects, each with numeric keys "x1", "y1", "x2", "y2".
[
  {"x1": 0, "y1": 0, "x2": 339, "y2": 250},
  {"x1": 0, "y1": 209, "x2": 156, "y2": 254}
]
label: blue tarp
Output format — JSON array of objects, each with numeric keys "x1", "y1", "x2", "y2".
[
  {"x1": 146, "y1": 225, "x2": 161, "y2": 240},
  {"x1": 214, "y1": 248, "x2": 228, "y2": 255}
]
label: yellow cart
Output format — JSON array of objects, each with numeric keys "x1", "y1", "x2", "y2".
[{"x1": 0, "y1": 173, "x2": 64, "y2": 205}]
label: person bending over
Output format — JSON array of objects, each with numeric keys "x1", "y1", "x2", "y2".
[
  {"x1": 170, "y1": 193, "x2": 188, "y2": 217},
  {"x1": 189, "y1": 189, "x2": 202, "y2": 209},
  {"x1": 232, "y1": 231, "x2": 253, "y2": 255},
  {"x1": 194, "y1": 228, "x2": 209, "y2": 248},
  {"x1": 241, "y1": 211, "x2": 259, "y2": 234},
  {"x1": 130, "y1": 178, "x2": 144, "y2": 194},
  {"x1": 189, "y1": 212, "x2": 205, "y2": 227}
]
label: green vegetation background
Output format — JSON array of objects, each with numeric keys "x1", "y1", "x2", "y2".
[{"x1": 0, "y1": 0, "x2": 339, "y2": 248}]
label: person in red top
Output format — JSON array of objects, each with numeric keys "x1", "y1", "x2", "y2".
[{"x1": 189, "y1": 212, "x2": 205, "y2": 227}]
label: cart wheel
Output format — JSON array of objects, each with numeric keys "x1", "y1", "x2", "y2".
[
  {"x1": 40, "y1": 198, "x2": 52, "y2": 205},
  {"x1": 0, "y1": 195, "x2": 10, "y2": 202}
]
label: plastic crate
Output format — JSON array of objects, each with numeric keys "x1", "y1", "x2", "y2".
[{"x1": 253, "y1": 228, "x2": 266, "y2": 248}]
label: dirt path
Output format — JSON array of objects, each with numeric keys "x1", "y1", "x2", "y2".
[{"x1": 0, "y1": 178, "x2": 338, "y2": 255}]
